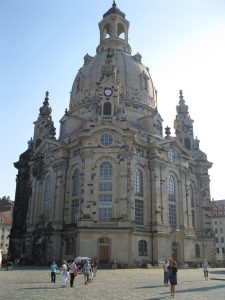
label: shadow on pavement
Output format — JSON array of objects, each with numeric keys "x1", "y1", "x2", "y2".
[
  {"x1": 160, "y1": 284, "x2": 225, "y2": 294},
  {"x1": 21, "y1": 286, "x2": 62, "y2": 290},
  {"x1": 144, "y1": 296, "x2": 169, "y2": 300},
  {"x1": 143, "y1": 284, "x2": 225, "y2": 300},
  {"x1": 135, "y1": 285, "x2": 163, "y2": 289},
  {"x1": 209, "y1": 270, "x2": 225, "y2": 275}
]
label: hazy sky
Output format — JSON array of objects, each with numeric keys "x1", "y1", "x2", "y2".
[{"x1": 1, "y1": 0, "x2": 225, "y2": 200}]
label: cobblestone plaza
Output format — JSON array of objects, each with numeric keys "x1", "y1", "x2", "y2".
[{"x1": 0, "y1": 266, "x2": 225, "y2": 299}]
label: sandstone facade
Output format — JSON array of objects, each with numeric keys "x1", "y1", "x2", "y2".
[{"x1": 9, "y1": 2, "x2": 215, "y2": 267}]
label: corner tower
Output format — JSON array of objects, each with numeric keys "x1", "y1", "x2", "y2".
[
  {"x1": 174, "y1": 90, "x2": 194, "y2": 150},
  {"x1": 33, "y1": 92, "x2": 56, "y2": 149}
]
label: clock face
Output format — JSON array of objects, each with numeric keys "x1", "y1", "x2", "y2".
[{"x1": 104, "y1": 88, "x2": 113, "y2": 97}]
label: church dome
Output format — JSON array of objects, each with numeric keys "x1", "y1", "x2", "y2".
[
  {"x1": 70, "y1": 2, "x2": 156, "y2": 110},
  {"x1": 70, "y1": 50, "x2": 156, "y2": 108}
]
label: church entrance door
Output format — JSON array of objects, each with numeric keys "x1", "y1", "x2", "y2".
[{"x1": 99, "y1": 245, "x2": 110, "y2": 264}]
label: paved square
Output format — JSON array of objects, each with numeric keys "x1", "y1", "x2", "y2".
[{"x1": 0, "y1": 266, "x2": 225, "y2": 299}]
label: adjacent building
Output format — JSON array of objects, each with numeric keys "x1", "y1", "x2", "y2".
[
  {"x1": 9, "y1": 2, "x2": 215, "y2": 267},
  {"x1": 0, "y1": 197, "x2": 13, "y2": 255},
  {"x1": 210, "y1": 199, "x2": 225, "y2": 263}
]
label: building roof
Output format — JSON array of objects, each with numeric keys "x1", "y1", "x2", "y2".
[
  {"x1": 0, "y1": 212, "x2": 12, "y2": 225},
  {"x1": 103, "y1": 1, "x2": 125, "y2": 18},
  {"x1": 210, "y1": 200, "x2": 225, "y2": 218},
  {"x1": 0, "y1": 197, "x2": 13, "y2": 213},
  {"x1": 210, "y1": 199, "x2": 225, "y2": 206}
]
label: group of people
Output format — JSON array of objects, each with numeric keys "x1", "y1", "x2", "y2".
[
  {"x1": 50, "y1": 259, "x2": 97, "y2": 288},
  {"x1": 163, "y1": 259, "x2": 178, "y2": 298}
]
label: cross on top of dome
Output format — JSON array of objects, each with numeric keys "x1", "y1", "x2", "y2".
[{"x1": 103, "y1": 0, "x2": 125, "y2": 18}]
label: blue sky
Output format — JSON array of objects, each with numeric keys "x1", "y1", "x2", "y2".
[{"x1": 1, "y1": 0, "x2": 225, "y2": 200}]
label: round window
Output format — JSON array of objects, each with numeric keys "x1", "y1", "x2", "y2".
[{"x1": 100, "y1": 133, "x2": 113, "y2": 147}]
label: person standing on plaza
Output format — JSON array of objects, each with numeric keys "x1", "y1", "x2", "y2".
[
  {"x1": 83, "y1": 260, "x2": 91, "y2": 285},
  {"x1": 68, "y1": 260, "x2": 78, "y2": 287},
  {"x1": 163, "y1": 259, "x2": 169, "y2": 286},
  {"x1": 0, "y1": 249, "x2": 2, "y2": 270},
  {"x1": 168, "y1": 259, "x2": 177, "y2": 298},
  {"x1": 50, "y1": 261, "x2": 58, "y2": 283},
  {"x1": 202, "y1": 258, "x2": 209, "y2": 280},
  {"x1": 60, "y1": 260, "x2": 68, "y2": 287},
  {"x1": 92, "y1": 260, "x2": 98, "y2": 277}
]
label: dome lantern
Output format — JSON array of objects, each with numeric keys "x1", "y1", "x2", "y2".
[
  {"x1": 97, "y1": 1, "x2": 131, "y2": 54},
  {"x1": 70, "y1": 2, "x2": 157, "y2": 110}
]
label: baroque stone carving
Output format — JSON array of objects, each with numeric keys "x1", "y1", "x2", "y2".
[{"x1": 32, "y1": 154, "x2": 44, "y2": 180}]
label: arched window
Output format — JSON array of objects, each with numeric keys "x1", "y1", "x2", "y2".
[
  {"x1": 98, "y1": 162, "x2": 113, "y2": 222},
  {"x1": 117, "y1": 23, "x2": 125, "y2": 40},
  {"x1": 139, "y1": 240, "x2": 147, "y2": 256},
  {"x1": 135, "y1": 169, "x2": 143, "y2": 196},
  {"x1": 143, "y1": 77, "x2": 148, "y2": 90},
  {"x1": 99, "y1": 195, "x2": 112, "y2": 221},
  {"x1": 168, "y1": 175, "x2": 176, "y2": 228},
  {"x1": 168, "y1": 176, "x2": 175, "y2": 202},
  {"x1": 60, "y1": 120, "x2": 67, "y2": 137},
  {"x1": 190, "y1": 185, "x2": 194, "y2": 207},
  {"x1": 135, "y1": 199, "x2": 144, "y2": 225},
  {"x1": 135, "y1": 168, "x2": 144, "y2": 225},
  {"x1": 100, "y1": 133, "x2": 113, "y2": 147},
  {"x1": 72, "y1": 169, "x2": 80, "y2": 196},
  {"x1": 155, "y1": 119, "x2": 162, "y2": 136},
  {"x1": 43, "y1": 175, "x2": 51, "y2": 221},
  {"x1": 184, "y1": 137, "x2": 191, "y2": 150},
  {"x1": 71, "y1": 200, "x2": 79, "y2": 224},
  {"x1": 99, "y1": 162, "x2": 112, "y2": 191},
  {"x1": 103, "y1": 102, "x2": 111, "y2": 115},
  {"x1": 103, "y1": 24, "x2": 110, "y2": 39},
  {"x1": 190, "y1": 185, "x2": 196, "y2": 229},
  {"x1": 76, "y1": 77, "x2": 81, "y2": 93},
  {"x1": 191, "y1": 211, "x2": 196, "y2": 229},
  {"x1": 195, "y1": 244, "x2": 200, "y2": 258}
]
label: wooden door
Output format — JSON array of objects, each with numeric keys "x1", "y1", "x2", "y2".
[{"x1": 99, "y1": 245, "x2": 109, "y2": 264}]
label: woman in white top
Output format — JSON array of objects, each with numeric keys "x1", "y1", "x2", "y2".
[{"x1": 60, "y1": 260, "x2": 68, "y2": 287}]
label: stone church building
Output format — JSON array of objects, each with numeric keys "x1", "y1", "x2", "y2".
[{"x1": 9, "y1": 2, "x2": 215, "y2": 267}]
